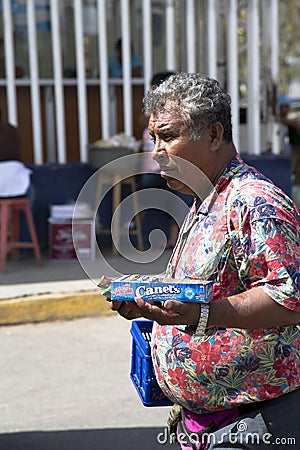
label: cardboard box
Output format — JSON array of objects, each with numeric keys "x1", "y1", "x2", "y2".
[
  {"x1": 111, "y1": 275, "x2": 214, "y2": 303},
  {"x1": 50, "y1": 203, "x2": 93, "y2": 220},
  {"x1": 48, "y1": 219, "x2": 95, "y2": 260}
]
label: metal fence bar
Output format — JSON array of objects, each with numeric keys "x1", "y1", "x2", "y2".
[
  {"x1": 227, "y1": 0, "x2": 240, "y2": 151},
  {"x1": 3, "y1": 0, "x2": 17, "y2": 126},
  {"x1": 186, "y1": 0, "x2": 196, "y2": 73},
  {"x1": 121, "y1": 0, "x2": 132, "y2": 136},
  {"x1": 27, "y1": 0, "x2": 43, "y2": 164},
  {"x1": 97, "y1": 0, "x2": 109, "y2": 140},
  {"x1": 50, "y1": 0, "x2": 66, "y2": 163},
  {"x1": 166, "y1": 0, "x2": 176, "y2": 71},
  {"x1": 268, "y1": 0, "x2": 280, "y2": 155},
  {"x1": 207, "y1": 0, "x2": 218, "y2": 79},
  {"x1": 143, "y1": 0, "x2": 152, "y2": 94},
  {"x1": 74, "y1": 0, "x2": 88, "y2": 162},
  {"x1": 247, "y1": 0, "x2": 260, "y2": 155}
]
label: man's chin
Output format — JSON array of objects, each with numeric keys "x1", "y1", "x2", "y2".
[
  {"x1": 167, "y1": 179, "x2": 196, "y2": 196},
  {"x1": 163, "y1": 176, "x2": 186, "y2": 192}
]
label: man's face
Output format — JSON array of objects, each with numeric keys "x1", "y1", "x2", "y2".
[{"x1": 148, "y1": 104, "x2": 214, "y2": 195}]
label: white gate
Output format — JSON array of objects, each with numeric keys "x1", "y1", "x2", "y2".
[{"x1": 0, "y1": 0, "x2": 280, "y2": 164}]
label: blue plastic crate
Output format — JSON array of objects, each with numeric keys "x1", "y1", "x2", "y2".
[{"x1": 130, "y1": 320, "x2": 173, "y2": 407}]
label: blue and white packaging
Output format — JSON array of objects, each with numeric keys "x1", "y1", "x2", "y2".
[{"x1": 111, "y1": 275, "x2": 214, "y2": 303}]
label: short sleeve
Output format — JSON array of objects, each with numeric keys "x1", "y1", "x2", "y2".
[{"x1": 229, "y1": 183, "x2": 300, "y2": 312}]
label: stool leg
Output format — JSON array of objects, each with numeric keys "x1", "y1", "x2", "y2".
[
  {"x1": 0, "y1": 203, "x2": 9, "y2": 272},
  {"x1": 10, "y1": 206, "x2": 21, "y2": 260},
  {"x1": 24, "y1": 203, "x2": 42, "y2": 265},
  {"x1": 11, "y1": 207, "x2": 21, "y2": 241}
]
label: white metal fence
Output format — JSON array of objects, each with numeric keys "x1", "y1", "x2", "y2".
[{"x1": 0, "y1": 0, "x2": 281, "y2": 164}]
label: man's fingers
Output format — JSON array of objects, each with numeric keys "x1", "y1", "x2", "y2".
[
  {"x1": 110, "y1": 300, "x2": 142, "y2": 320},
  {"x1": 134, "y1": 297, "x2": 181, "y2": 324},
  {"x1": 134, "y1": 297, "x2": 200, "y2": 326},
  {"x1": 110, "y1": 300, "x2": 124, "y2": 312},
  {"x1": 164, "y1": 300, "x2": 196, "y2": 313},
  {"x1": 109, "y1": 297, "x2": 200, "y2": 325}
]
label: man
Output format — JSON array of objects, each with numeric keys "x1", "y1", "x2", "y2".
[
  {"x1": 110, "y1": 73, "x2": 300, "y2": 449},
  {"x1": 109, "y1": 38, "x2": 142, "y2": 78}
]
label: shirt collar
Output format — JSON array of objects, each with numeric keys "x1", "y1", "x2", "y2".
[
  {"x1": 191, "y1": 153, "x2": 244, "y2": 216},
  {"x1": 215, "y1": 153, "x2": 245, "y2": 193}
]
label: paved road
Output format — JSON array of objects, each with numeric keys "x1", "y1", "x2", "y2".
[{"x1": 0, "y1": 316, "x2": 174, "y2": 450}]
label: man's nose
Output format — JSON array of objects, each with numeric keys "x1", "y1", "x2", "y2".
[{"x1": 151, "y1": 140, "x2": 169, "y2": 165}]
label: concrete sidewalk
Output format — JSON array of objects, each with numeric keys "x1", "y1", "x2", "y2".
[
  {"x1": 0, "y1": 249, "x2": 171, "y2": 326},
  {"x1": 0, "y1": 315, "x2": 174, "y2": 449}
]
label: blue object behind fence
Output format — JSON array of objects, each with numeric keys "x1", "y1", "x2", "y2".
[{"x1": 241, "y1": 153, "x2": 291, "y2": 197}]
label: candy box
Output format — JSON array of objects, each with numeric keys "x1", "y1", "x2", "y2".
[
  {"x1": 111, "y1": 275, "x2": 214, "y2": 303},
  {"x1": 130, "y1": 319, "x2": 172, "y2": 407}
]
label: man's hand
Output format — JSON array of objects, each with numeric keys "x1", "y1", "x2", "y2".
[
  {"x1": 109, "y1": 299, "x2": 142, "y2": 320},
  {"x1": 109, "y1": 297, "x2": 201, "y2": 326}
]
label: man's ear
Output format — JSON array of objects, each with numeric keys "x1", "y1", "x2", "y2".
[{"x1": 209, "y1": 122, "x2": 224, "y2": 152}]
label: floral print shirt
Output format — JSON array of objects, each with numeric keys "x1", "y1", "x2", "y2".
[{"x1": 152, "y1": 154, "x2": 300, "y2": 414}]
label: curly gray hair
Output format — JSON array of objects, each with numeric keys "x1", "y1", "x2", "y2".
[{"x1": 143, "y1": 72, "x2": 233, "y2": 143}]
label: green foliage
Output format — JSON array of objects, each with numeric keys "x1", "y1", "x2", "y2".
[{"x1": 279, "y1": 0, "x2": 300, "y2": 94}]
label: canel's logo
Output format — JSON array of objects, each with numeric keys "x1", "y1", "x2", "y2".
[
  {"x1": 185, "y1": 287, "x2": 195, "y2": 300},
  {"x1": 135, "y1": 284, "x2": 181, "y2": 297}
]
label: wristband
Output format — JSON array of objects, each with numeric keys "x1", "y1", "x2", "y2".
[{"x1": 194, "y1": 304, "x2": 210, "y2": 337}]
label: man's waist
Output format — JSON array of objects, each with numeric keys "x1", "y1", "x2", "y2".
[{"x1": 238, "y1": 388, "x2": 300, "y2": 416}]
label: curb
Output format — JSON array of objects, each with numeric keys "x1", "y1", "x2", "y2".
[{"x1": 0, "y1": 290, "x2": 115, "y2": 326}]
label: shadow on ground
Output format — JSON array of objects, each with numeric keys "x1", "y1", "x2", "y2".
[
  {"x1": 0, "y1": 427, "x2": 175, "y2": 450},
  {"x1": 0, "y1": 248, "x2": 172, "y2": 286}
]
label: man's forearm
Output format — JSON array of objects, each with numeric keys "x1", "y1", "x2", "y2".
[{"x1": 208, "y1": 287, "x2": 300, "y2": 329}]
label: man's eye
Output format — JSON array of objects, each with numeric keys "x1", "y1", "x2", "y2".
[{"x1": 163, "y1": 135, "x2": 175, "y2": 142}]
